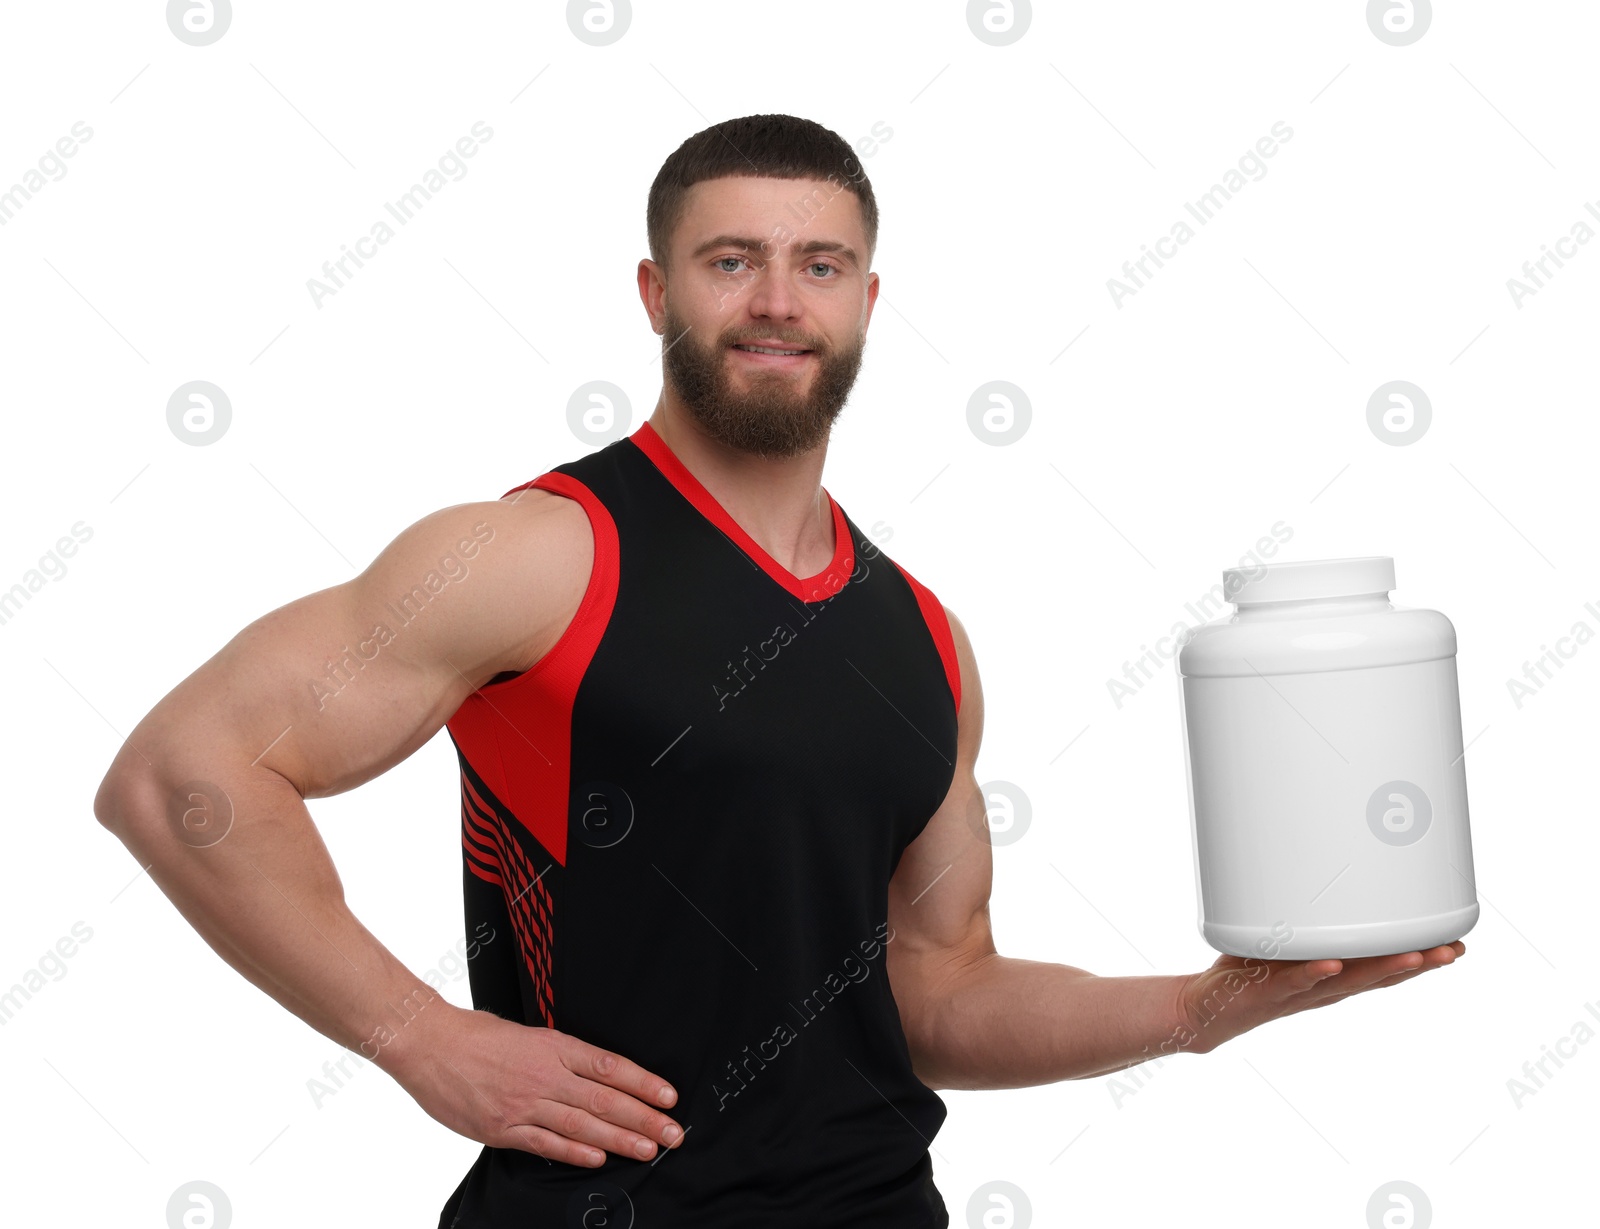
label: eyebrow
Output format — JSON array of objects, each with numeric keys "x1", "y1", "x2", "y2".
[{"x1": 689, "y1": 234, "x2": 861, "y2": 270}]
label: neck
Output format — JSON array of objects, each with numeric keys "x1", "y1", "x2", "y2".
[{"x1": 646, "y1": 397, "x2": 834, "y2": 578}]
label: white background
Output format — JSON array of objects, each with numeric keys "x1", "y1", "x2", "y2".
[{"x1": 1, "y1": 1, "x2": 1594, "y2": 1226}]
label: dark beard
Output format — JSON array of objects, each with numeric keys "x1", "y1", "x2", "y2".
[{"x1": 659, "y1": 304, "x2": 865, "y2": 459}]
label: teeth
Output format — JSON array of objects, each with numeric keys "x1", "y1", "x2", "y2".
[{"x1": 735, "y1": 345, "x2": 807, "y2": 355}]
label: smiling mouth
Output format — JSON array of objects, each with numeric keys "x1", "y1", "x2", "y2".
[{"x1": 731, "y1": 343, "x2": 813, "y2": 356}]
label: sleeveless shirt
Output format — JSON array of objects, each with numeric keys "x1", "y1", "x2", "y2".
[{"x1": 436, "y1": 419, "x2": 962, "y2": 1228}]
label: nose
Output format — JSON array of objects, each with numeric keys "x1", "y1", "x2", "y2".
[{"x1": 740, "y1": 267, "x2": 801, "y2": 327}]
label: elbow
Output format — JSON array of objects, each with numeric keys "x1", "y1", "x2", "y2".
[
  {"x1": 899, "y1": 980, "x2": 963, "y2": 1092},
  {"x1": 94, "y1": 707, "x2": 188, "y2": 833},
  {"x1": 93, "y1": 757, "x2": 159, "y2": 835},
  {"x1": 93, "y1": 764, "x2": 128, "y2": 830}
]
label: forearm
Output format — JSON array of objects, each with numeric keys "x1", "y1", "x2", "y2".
[
  {"x1": 910, "y1": 953, "x2": 1192, "y2": 1090},
  {"x1": 97, "y1": 763, "x2": 450, "y2": 1077}
]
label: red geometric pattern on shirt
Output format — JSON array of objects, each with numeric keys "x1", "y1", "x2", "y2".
[{"x1": 459, "y1": 769, "x2": 556, "y2": 1028}]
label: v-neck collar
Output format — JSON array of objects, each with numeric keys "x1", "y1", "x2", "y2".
[{"x1": 627, "y1": 419, "x2": 853, "y2": 603}]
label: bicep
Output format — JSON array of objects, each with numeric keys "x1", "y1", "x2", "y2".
[
  {"x1": 97, "y1": 494, "x2": 588, "y2": 815},
  {"x1": 886, "y1": 606, "x2": 996, "y2": 1006}
]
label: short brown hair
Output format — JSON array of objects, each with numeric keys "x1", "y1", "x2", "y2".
[{"x1": 646, "y1": 113, "x2": 878, "y2": 275}]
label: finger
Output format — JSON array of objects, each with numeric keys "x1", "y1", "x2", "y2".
[
  {"x1": 1325, "y1": 939, "x2": 1465, "y2": 987},
  {"x1": 523, "y1": 1095, "x2": 680, "y2": 1164},
  {"x1": 494, "y1": 1117, "x2": 610, "y2": 1168},
  {"x1": 1346, "y1": 950, "x2": 1428, "y2": 986},
  {"x1": 1308, "y1": 966, "x2": 1431, "y2": 1009},
  {"x1": 1280, "y1": 960, "x2": 1343, "y2": 995},
  {"x1": 1383, "y1": 946, "x2": 1463, "y2": 980},
  {"x1": 1280, "y1": 953, "x2": 1418, "y2": 997},
  {"x1": 561, "y1": 1038, "x2": 680, "y2": 1114},
  {"x1": 1298, "y1": 951, "x2": 1426, "y2": 1002},
  {"x1": 1300, "y1": 943, "x2": 1462, "y2": 1009},
  {"x1": 555, "y1": 1070, "x2": 685, "y2": 1159},
  {"x1": 1362, "y1": 965, "x2": 1432, "y2": 992}
]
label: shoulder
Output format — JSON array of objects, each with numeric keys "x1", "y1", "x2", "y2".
[
  {"x1": 385, "y1": 486, "x2": 594, "y2": 584},
  {"x1": 359, "y1": 487, "x2": 596, "y2": 679},
  {"x1": 942, "y1": 604, "x2": 980, "y2": 716},
  {"x1": 482, "y1": 485, "x2": 598, "y2": 672},
  {"x1": 495, "y1": 482, "x2": 597, "y2": 576}
]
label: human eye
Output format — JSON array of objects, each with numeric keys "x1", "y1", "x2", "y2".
[
  {"x1": 808, "y1": 262, "x2": 840, "y2": 279},
  {"x1": 714, "y1": 255, "x2": 752, "y2": 274}
]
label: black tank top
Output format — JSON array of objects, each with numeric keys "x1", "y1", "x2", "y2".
[{"x1": 437, "y1": 419, "x2": 961, "y2": 1228}]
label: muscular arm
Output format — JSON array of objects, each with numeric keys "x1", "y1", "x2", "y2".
[
  {"x1": 884, "y1": 607, "x2": 1192, "y2": 1091},
  {"x1": 93, "y1": 491, "x2": 591, "y2": 1075}
]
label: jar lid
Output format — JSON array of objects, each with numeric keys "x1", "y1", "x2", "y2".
[{"x1": 1225, "y1": 556, "x2": 1395, "y2": 606}]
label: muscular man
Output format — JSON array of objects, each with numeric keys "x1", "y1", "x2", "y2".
[{"x1": 94, "y1": 113, "x2": 1464, "y2": 1228}]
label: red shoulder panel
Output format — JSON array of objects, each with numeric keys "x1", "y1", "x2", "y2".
[
  {"x1": 444, "y1": 471, "x2": 620, "y2": 866},
  {"x1": 890, "y1": 559, "x2": 960, "y2": 713}
]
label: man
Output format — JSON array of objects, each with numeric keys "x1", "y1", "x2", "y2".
[{"x1": 94, "y1": 113, "x2": 1464, "y2": 1228}]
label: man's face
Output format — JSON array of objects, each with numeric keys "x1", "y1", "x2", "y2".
[{"x1": 649, "y1": 176, "x2": 877, "y2": 459}]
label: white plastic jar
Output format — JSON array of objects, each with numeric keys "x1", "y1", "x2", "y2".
[{"x1": 1176, "y1": 557, "x2": 1479, "y2": 960}]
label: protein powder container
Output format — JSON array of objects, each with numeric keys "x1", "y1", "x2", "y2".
[{"x1": 1176, "y1": 557, "x2": 1479, "y2": 960}]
